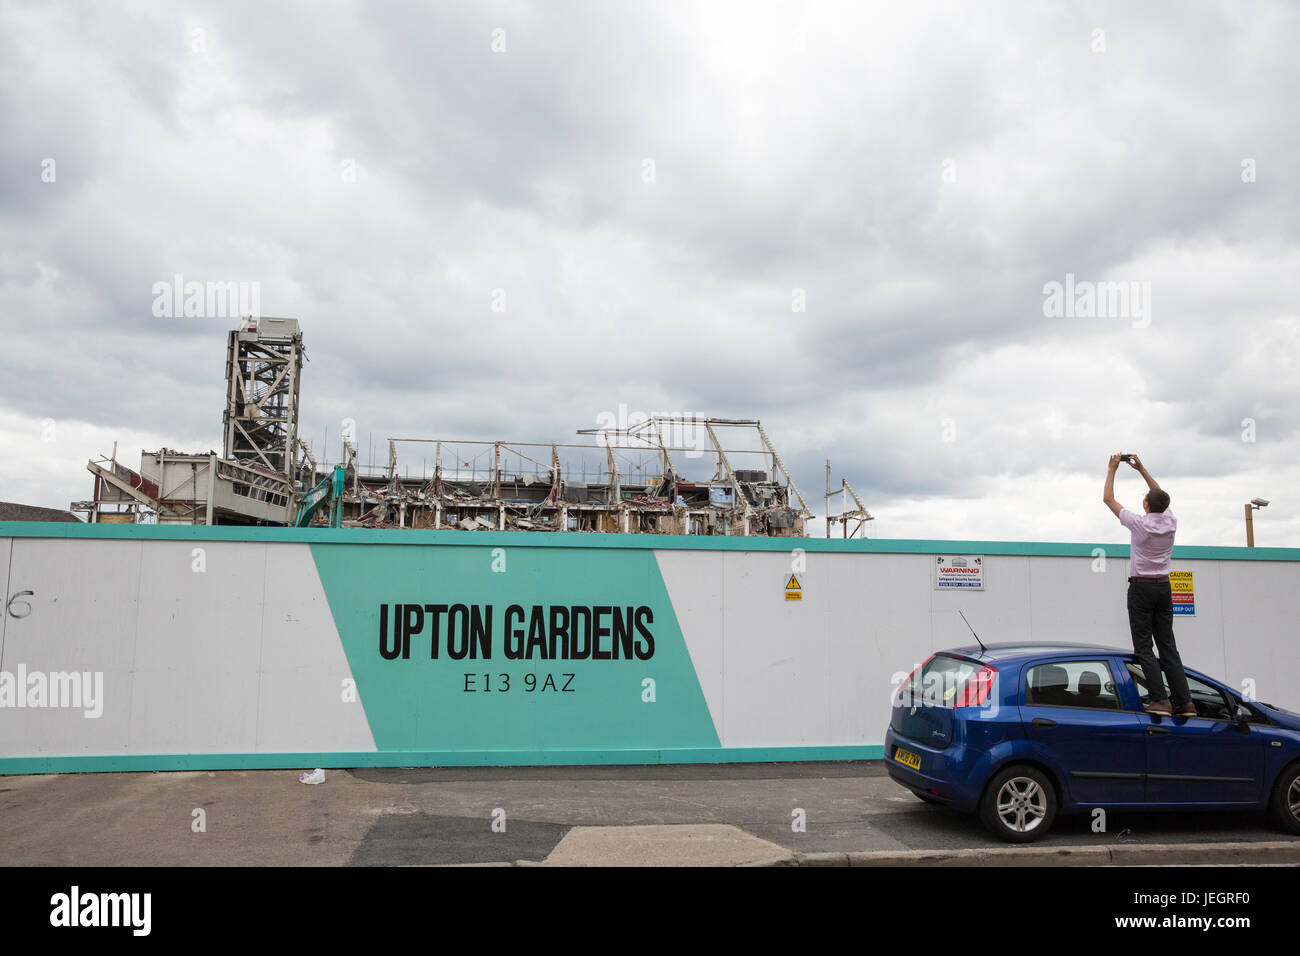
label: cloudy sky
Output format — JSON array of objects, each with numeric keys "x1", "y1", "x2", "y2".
[{"x1": 2, "y1": 0, "x2": 1297, "y2": 547}]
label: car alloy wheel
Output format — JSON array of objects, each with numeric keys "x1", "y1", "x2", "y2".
[
  {"x1": 997, "y1": 777, "x2": 1047, "y2": 833},
  {"x1": 980, "y1": 765, "x2": 1058, "y2": 843},
  {"x1": 1273, "y1": 764, "x2": 1300, "y2": 835}
]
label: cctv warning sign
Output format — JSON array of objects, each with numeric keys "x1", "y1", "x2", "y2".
[{"x1": 1170, "y1": 570, "x2": 1194, "y2": 616}]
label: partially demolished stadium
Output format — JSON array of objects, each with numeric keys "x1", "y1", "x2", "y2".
[{"x1": 74, "y1": 318, "x2": 865, "y2": 537}]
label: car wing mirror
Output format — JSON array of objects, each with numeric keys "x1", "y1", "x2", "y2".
[{"x1": 1233, "y1": 703, "x2": 1252, "y2": 729}]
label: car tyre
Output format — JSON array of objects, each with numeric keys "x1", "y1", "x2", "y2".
[
  {"x1": 1269, "y1": 762, "x2": 1300, "y2": 835},
  {"x1": 979, "y1": 765, "x2": 1057, "y2": 843}
]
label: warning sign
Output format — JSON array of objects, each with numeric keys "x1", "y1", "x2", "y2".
[
  {"x1": 1170, "y1": 570, "x2": 1194, "y2": 616},
  {"x1": 785, "y1": 574, "x2": 802, "y2": 601},
  {"x1": 935, "y1": 555, "x2": 984, "y2": 590}
]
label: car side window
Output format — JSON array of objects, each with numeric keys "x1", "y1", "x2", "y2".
[
  {"x1": 1025, "y1": 660, "x2": 1121, "y2": 710},
  {"x1": 1123, "y1": 662, "x2": 1233, "y2": 720}
]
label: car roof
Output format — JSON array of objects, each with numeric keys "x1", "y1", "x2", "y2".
[
  {"x1": 942, "y1": 642, "x2": 1132, "y2": 663},
  {"x1": 935, "y1": 643, "x2": 1236, "y2": 696}
]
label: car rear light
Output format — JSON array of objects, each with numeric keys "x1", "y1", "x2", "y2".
[{"x1": 953, "y1": 665, "x2": 997, "y2": 708}]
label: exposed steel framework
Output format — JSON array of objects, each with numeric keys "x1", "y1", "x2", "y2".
[
  {"x1": 75, "y1": 319, "x2": 867, "y2": 535},
  {"x1": 223, "y1": 316, "x2": 303, "y2": 478}
]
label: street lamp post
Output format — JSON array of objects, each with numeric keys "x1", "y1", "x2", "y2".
[{"x1": 1245, "y1": 498, "x2": 1269, "y2": 547}]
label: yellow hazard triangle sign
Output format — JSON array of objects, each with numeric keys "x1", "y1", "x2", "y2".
[{"x1": 785, "y1": 575, "x2": 802, "y2": 601}]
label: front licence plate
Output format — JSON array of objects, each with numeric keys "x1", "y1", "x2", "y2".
[{"x1": 893, "y1": 747, "x2": 922, "y2": 770}]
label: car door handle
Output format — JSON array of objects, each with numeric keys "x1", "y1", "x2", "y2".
[
  {"x1": 1031, "y1": 718, "x2": 1057, "y2": 729},
  {"x1": 1146, "y1": 725, "x2": 1171, "y2": 736}
]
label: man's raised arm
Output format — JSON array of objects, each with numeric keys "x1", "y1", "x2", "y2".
[{"x1": 1103, "y1": 454, "x2": 1123, "y2": 517}]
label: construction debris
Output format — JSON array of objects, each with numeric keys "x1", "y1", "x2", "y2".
[
  {"x1": 319, "y1": 416, "x2": 811, "y2": 535},
  {"x1": 73, "y1": 316, "x2": 300, "y2": 525}
]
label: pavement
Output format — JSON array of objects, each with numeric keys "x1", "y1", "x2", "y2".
[{"x1": 1, "y1": 761, "x2": 1298, "y2": 866}]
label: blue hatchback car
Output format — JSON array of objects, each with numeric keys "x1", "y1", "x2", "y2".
[{"x1": 884, "y1": 642, "x2": 1300, "y2": 842}]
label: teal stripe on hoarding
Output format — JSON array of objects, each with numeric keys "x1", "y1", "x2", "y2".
[
  {"x1": 2, "y1": 521, "x2": 1296, "y2": 561},
  {"x1": 0, "y1": 746, "x2": 885, "y2": 775}
]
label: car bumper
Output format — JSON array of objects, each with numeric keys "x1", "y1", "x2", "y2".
[{"x1": 884, "y1": 726, "x2": 984, "y2": 812}]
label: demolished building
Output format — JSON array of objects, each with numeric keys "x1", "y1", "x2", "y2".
[{"x1": 73, "y1": 318, "x2": 823, "y2": 537}]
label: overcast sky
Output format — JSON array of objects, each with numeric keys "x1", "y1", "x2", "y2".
[{"x1": 1, "y1": 0, "x2": 1297, "y2": 547}]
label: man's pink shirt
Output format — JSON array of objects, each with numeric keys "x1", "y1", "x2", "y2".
[{"x1": 1118, "y1": 508, "x2": 1177, "y2": 577}]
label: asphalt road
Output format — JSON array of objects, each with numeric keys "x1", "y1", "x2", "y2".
[{"x1": 1, "y1": 761, "x2": 1296, "y2": 866}]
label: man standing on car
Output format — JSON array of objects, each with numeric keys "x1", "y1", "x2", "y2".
[{"x1": 1103, "y1": 453, "x2": 1195, "y2": 717}]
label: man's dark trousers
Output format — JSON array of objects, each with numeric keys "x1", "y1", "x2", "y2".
[{"x1": 1127, "y1": 577, "x2": 1191, "y2": 706}]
